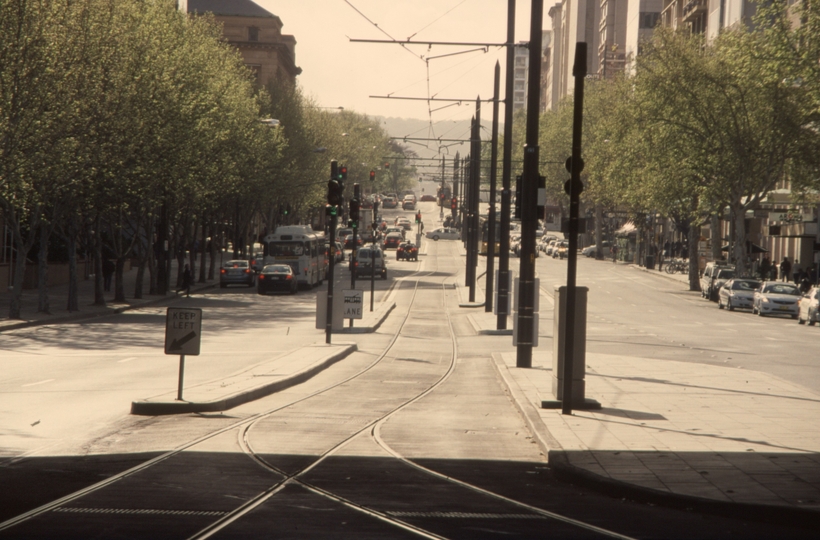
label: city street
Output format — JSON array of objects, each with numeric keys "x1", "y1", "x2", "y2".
[{"x1": 0, "y1": 201, "x2": 815, "y2": 538}]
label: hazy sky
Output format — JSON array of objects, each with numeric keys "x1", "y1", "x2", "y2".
[{"x1": 256, "y1": 1, "x2": 548, "y2": 121}]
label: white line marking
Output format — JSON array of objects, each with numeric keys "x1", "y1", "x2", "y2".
[
  {"x1": 22, "y1": 379, "x2": 54, "y2": 387},
  {"x1": 118, "y1": 357, "x2": 137, "y2": 363}
]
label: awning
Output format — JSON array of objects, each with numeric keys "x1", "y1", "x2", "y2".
[
  {"x1": 721, "y1": 241, "x2": 769, "y2": 254},
  {"x1": 615, "y1": 222, "x2": 637, "y2": 236}
]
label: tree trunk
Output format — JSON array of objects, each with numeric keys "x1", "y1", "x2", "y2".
[
  {"x1": 66, "y1": 219, "x2": 79, "y2": 312},
  {"x1": 93, "y1": 215, "x2": 105, "y2": 306},
  {"x1": 710, "y1": 213, "x2": 722, "y2": 262},
  {"x1": 732, "y1": 203, "x2": 748, "y2": 276},
  {"x1": 208, "y1": 222, "x2": 217, "y2": 281},
  {"x1": 594, "y1": 204, "x2": 603, "y2": 260},
  {"x1": 199, "y1": 221, "x2": 207, "y2": 283},
  {"x1": 37, "y1": 224, "x2": 50, "y2": 314},
  {"x1": 689, "y1": 227, "x2": 701, "y2": 291},
  {"x1": 114, "y1": 257, "x2": 126, "y2": 302},
  {"x1": 189, "y1": 220, "x2": 198, "y2": 278}
]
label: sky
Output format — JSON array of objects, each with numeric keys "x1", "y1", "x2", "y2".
[{"x1": 256, "y1": 0, "x2": 548, "y2": 122}]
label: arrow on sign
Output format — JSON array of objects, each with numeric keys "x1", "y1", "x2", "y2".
[{"x1": 169, "y1": 331, "x2": 197, "y2": 352}]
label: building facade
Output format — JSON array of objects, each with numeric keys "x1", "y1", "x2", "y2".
[{"x1": 188, "y1": 0, "x2": 301, "y2": 90}]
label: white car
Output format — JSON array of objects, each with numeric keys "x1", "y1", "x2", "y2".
[
  {"x1": 425, "y1": 227, "x2": 460, "y2": 241},
  {"x1": 797, "y1": 286, "x2": 820, "y2": 326},
  {"x1": 717, "y1": 278, "x2": 760, "y2": 311},
  {"x1": 752, "y1": 281, "x2": 801, "y2": 318}
]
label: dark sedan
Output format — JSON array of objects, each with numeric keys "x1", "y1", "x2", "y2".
[
  {"x1": 396, "y1": 242, "x2": 418, "y2": 261},
  {"x1": 257, "y1": 264, "x2": 297, "y2": 295},
  {"x1": 220, "y1": 260, "x2": 255, "y2": 288}
]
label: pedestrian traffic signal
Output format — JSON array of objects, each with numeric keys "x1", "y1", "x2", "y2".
[
  {"x1": 450, "y1": 197, "x2": 457, "y2": 210},
  {"x1": 349, "y1": 198, "x2": 360, "y2": 225},
  {"x1": 326, "y1": 204, "x2": 337, "y2": 217},
  {"x1": 369, "y1": 170, "x2": 375, "y2": 181}
]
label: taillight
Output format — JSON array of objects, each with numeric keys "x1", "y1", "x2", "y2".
[
  {"x1": 244, "y1": 269, "x2": 251, "y2": 274},
  {"x1": 258, "y1": 275, "x2": 265, "y2": 280},
  {"x1": 285, "y1": 275, "x2": 292, "y2": 280},
  {"x1": 220, "y1": 268, "x2": 226, "y2": 274}
]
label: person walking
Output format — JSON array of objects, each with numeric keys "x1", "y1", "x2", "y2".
[
  {"x1": 611, "y1": 244, "x2": 618, "y2": 263},
  {"x1": 178, "y1": 264, "x2": 193, "y2": 297},
  {"x1": 102, "y1": 258, "x2": 115, "y2": 292},
  {"x1": 780, "y1": 257, "x2": 791, "y2": 282},
  {"x1": 759, "y1": 256, "x2": 771, "y2": 280}
]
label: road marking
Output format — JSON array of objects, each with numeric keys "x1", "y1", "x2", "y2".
[
  {"x1": 118, "y1": 357, "x2": 137, "y2": 363},
  {"x1": 22, "y1": 379, "x2": 54, "y2": 387}
]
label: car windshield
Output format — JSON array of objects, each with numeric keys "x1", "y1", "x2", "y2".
[
  {"x1": 762, "y1": 284, "x2": 800, "y2": 295},
  {"x1": 716, "y1": 270, "x2": 735, "y2": 279},
  {"x1": 262, "y1": 265, "x2": 291, "y2": 273},
  {"x1": 359, "y1": 250, "x2": 381, "y2": 260},
  {"x1": 732, "y1": 280, "x2": 759, "y2": 290},
  {"x1": 225, "y1": 260, "x2": 248, "y2": 268}
]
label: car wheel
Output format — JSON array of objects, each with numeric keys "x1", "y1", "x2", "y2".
[
  {"x1": 727, "y1": 300, "x2": 734, "y2": 311},
  {"x1": 718, "y1": 298, "x2": 724, "y2": 309},
  {"x1": 758, "y1": 307, "x2": 765, "y2": 317},
  {"x1": 220, "y1": 283, "x2": 227, "y2": 289},
  {"x1": 432, "y1": 235, "x2": 439, "y2": 241},
  {"x1": 257, "y1": 289, "x2": 265, "y2": 295},
  {"x1": 798, "y1": 314, "x2": 805, "y2": 324},
  {"x1": 792, "y1": 314, "x2": 798, "y2": 320}
]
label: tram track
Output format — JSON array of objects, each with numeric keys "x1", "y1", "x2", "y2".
[{"x1": 0, "y1": 244, "x2": 635, "y2": 539}]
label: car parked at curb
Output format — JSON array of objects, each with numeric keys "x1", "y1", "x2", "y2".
[
  {"x1": 700, "y1": 262, "x2": 735, "y2": 301},
  {"x1": 752, "y1": 281, "x2": 801, "y2": 318},
  {"x1": 717, "y1": 278, "x2": 760, "y2": 311},
  {"x1": 220, "y1": 260, "x2": 255, "y2": 288}
]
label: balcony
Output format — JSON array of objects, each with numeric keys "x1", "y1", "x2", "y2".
[{"x1": 681, "y1": 0, "x2": 707, "y2": 22}]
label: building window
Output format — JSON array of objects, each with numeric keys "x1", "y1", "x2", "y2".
[
  {"x1": 639, "y1": 12, "x2": 661, "y2": 28},
  {"x1": 248, "y1": 26, "x2": 259, "y2": 42}
]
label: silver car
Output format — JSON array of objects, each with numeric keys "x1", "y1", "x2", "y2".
[
  {"x1": 752, "y1": 281, "x2": 801, "y2": 318},
  {"x1": 425, "y1": 227, "x2": 460, "y2": 241},
  {"x1": 219, "y1": 260, "x2": 255, "y2": 288},
  {"x1": 717, "y1": 278, "x2": 760, "y2": 311},
  {"x1": 797, "y1": 286, "x2": 820, "y2": 326}
]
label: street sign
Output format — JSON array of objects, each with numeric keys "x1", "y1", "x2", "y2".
[
  {"x1": 342, "y1": 289, "x2": 363, "y2": 320},
  {"x1": 165, "y1": 307, "x2": 202, "y2": 356}
]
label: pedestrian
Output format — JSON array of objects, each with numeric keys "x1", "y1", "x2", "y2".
[
  {"x1": 611, "y1": 244, "x2": 618, "y2": 263},
  {"x1": 102, "y1": 258, "x2": 115, "y2": 292},
  {"x1": 178, "y1": 264, "x2": 193, "y2": 297},
  {"x1": 759, "y1": 256, "x2": 771, "y2": 280},
  {"x1": 780, "y1": 257, "x2": 791, "y2": 282},
  {"x1": 792, "y1": 260, "x2": 801, "y2": 284}
]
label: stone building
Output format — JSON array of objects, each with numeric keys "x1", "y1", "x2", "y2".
[{"x1": 188, "y1": 0, "x2": 301, "y2": 90}]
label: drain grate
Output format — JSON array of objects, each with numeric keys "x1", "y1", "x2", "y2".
[
  {"x1": 53, "y1": 507, "x2": 227, "y2": 517},
  {"x1": 387, "y1": 511, "x2": 546, "y2": 519}
]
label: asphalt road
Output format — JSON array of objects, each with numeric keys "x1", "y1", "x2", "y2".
[{"x1": 0, "y1": 201, "x2": 814, "y2": 538}]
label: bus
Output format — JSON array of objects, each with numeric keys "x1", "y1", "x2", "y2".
[
  {"x1": 436, "y1": 185, "x2": 452, "y2": 207},
  {"x1": 262, "y1": 225, "x2": 324, "y2": 287},
  {"x1": 478, "y1": 215, "x2": 503, "y2": 256}
]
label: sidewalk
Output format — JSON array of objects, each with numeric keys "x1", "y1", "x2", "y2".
[
  {"x1": 461, "y1": 254, "x2": 820, "y2": 519},
  {"x1": 0, "y1": 259, "x2": 214, "y2": 332}
]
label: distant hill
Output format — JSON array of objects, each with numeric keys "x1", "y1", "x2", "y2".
[{"x1": 376, "y1": 116, "x2": 495, "y2": 181}]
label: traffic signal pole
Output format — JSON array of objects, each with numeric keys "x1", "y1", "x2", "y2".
[
  {"x1": 515, "y1": 0, "x2": 543, "y2": 369},
  {"x1": 485, "y1": 62, "x2": 500, "y2": 314},
  {"x1": 497, "y1": 0, "x2": 515, "y2": 330},
  {"x1": 326, "y1": 160, "x2": 341, "y2": 344}
]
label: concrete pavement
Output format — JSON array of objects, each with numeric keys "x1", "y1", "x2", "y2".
[{"x1": 463, "y1": 253, "x2": 820, "y2": 520}]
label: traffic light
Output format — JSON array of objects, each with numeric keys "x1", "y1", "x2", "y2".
[
  {"x1": 327, "y1": 179, "x2": 343, "y2": 206},
  {"x1": 339, "y1": 165, "x2": 348, "y2": 182},
  {"x1": 325, "y1": 204, "x2": 337, "y2": 217},
  {"x1": 450, "y1": 197, "x2": 457, "y2": 211},
  {"x1": 415, "y1": 211, "x2": 421, "y2": 224},
  {"x1": 369, "y1": 170, "x2": 375, "y2": 181},
  {"x1": 384, "y1": 162, "x2": 390, "y2": 170},
  {"x1": 349, "y1": 198, "x2": 360, "y2": 227}
]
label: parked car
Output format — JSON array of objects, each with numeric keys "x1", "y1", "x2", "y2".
[
  {"x1": 396, "y1": 242, "x2": 418, "y2": 261},
  {"x1": 797, "y1": 286, "x2": 820, "y2": 326},
  {"x1": 545, "y1": 239, "x2": 559, "y2": 256},
  {"x1": 383, "y1": 232, "x2": 404, "y2": 249},
  {"x1": 581, "y1": 241, "x2": 611, "y2": 257},
  {"x1": 355, "y1": 247, "x2": 387, "y2": 279},
  {"x1": 425, "y1": 227, "x2": 460, "y2": 241},
  {"x1": 220, "y1": 260, "x2": 255, "y2": 288},
  {"x1": 717, "y1": 278, "x2": 760, "y2": 311},
  {"x1": 752, "y1": 281, "x2": 801, "y2": 318},
  {"x1": 537, "y1": 235, "x2": 557, "y2": 253},
  {"x1": 257, "y1": 264, "x2": 297, "y2": 295},
  {"x1": 700, "y1": 262, "x2": 736, "y2": 301}
]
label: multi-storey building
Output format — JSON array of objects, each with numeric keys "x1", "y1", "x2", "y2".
[{"x1": 188, "y1": 0, "x2": 301, "y2": 90}]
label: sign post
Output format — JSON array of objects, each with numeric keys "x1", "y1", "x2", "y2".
[
  {"x1": 164, "y1": 307, "x2": 203, "y2": 401},
  {"x1": 342, "y1": 289, "x2": 363, "y2": 320}
]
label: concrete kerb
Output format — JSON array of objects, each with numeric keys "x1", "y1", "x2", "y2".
[
  {"x1": 489, "y1": 353, "x2": 820, "y2": 526},
  {"x1": 131, "y1": 343, "x2": 357, "y2": 416}
]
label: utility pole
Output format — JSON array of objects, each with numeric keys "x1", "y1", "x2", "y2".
[
  {"x1": 497, "y1": 0, "x2": 515, "y2": 330},
  {"x1": 467, "y1": 102, "x2": 481, "y2": 303},
  {"x1": 326, "y1": 160, "x2": 340, "y2": 344},
  {"x1": 485, "y1": 62, "x2": 501, "y2": 313},
  {"x1": 515, "y1": 0, "x2": 543, "y2": 369},
  {"x1": 562, "y1": 42, "x2": 587, "y2": 415}
]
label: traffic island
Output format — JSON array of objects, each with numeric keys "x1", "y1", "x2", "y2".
[{"x1": 131, "y1": 343, "x2": 357, "y2": 415}]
